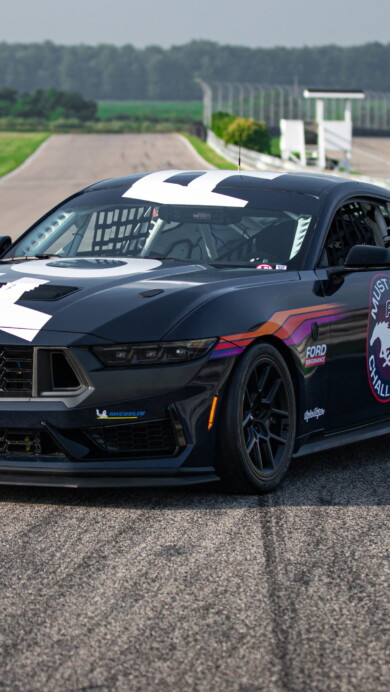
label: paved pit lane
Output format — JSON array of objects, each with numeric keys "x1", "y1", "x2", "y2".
[{"x1": 0, "y1": 134, "x2": 389, "y2": 691}]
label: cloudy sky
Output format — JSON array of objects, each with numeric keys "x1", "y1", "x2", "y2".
[{"x1": 2, "y1": 0, "x2": 389, "y2": 47}]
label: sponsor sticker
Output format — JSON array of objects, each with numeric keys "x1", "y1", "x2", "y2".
[
  {"x1": 305, "y1": 344, "x2": 327, "y2": 368},
  {"x1": 255, "y1": 264, "x2": 287, "y2": 270},
  {"x1": 96, "y1": 409, "x2": 146, "y2": 420},
  {"x1": 367, "y1": 274, "x2": 390, "y2": 402},
  {"x1": 304, "y1": 407, "x2": 325, "y2": 423}
]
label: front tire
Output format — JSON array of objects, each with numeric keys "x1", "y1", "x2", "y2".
[{"x1": 216, "y1": 343, "x2": 296, "y2": 493}]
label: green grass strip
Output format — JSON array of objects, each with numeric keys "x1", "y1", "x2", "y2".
[
  {"x1": 182, "y1": 134, "x2": 237, "y2": 170},
  {"x1": 0, "y1": 132, "x2": 50, "y2": 178},
  {"x1": 98, "y1": 100, "x2": 202, "y2": 121}
]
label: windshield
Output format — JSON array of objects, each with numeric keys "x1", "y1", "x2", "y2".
[{"x1": 7, "y1": 189, "x2": 318, "y2": 269}]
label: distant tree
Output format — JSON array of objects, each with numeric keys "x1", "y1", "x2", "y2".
[
  {"x1": 0, "y1": 87, "x2": 18, "y2": 102},
  {"x1": 211, "y1": 112, "x2": 236, "y2": 138},
  {"x1": 4, "y1": 88, "x2": 96, "y2": 120},
  {"x1": 224, "y1": 117, "x2": 271, "y2": 153},
  {"x1": 0, "y1": 87, "x2": 18, "y2": 116}
]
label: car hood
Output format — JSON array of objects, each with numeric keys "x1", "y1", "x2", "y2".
[{"x1": 0, "y1": 257, "x2": 298, "y2": 344}]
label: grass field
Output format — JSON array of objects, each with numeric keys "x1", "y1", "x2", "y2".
[
  {"x1": 0, "y1": 132, "x2": 50, "y2": 178},
  {"x1": 97, "y1": 100, "x2": 203, "y2": 121},
  {"x1": 182, "y1": 134, "x2": 237, "y2": 170}
]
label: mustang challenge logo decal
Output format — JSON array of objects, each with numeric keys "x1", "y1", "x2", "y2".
[{"x1": 367, "y1": 274, "x2": 390, "y2": 402}]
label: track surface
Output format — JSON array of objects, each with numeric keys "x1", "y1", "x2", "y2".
[
  {"x1": 0, "y1": 134, "x2": 389, "y2": 691},
  {"x1": 303, "y1": 137, "x2": 390, "y2": 181},
  {"x1": 0, "y1": 133, "x2": 211, "y2": 239},
  {"x1": 351, "y1": 137, "x2": 390, "y2": 179}
]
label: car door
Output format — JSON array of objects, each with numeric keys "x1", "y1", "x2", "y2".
[{"x1": 315, "y1": 197, "x2": 390, "y2": 432}]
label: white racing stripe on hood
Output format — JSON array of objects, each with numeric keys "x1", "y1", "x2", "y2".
[
  {"x1": 11, "y1": 258, "x2": 162, "y2": 278},
  {"x1": 122, "y1": 170, "x2": 283, "y2": 207},
  {"x1": 0, "y1": 277, "x2": 51, "y2": 341}
]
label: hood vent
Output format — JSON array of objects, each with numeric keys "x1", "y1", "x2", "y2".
[{"x1": 9, "y1": 284, "x2": 79, "y2": 302}]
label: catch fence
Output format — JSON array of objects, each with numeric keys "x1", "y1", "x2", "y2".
[{"x1": 197, "y1": 80, "x2": 390, "y2": 134}]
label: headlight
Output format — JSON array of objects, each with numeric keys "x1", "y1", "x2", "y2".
[{"x1": 93, "y1": 339, "x2": 217, "y2": 366}]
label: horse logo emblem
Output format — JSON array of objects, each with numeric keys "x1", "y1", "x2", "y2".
[
  {"x1": 370, "y1": 322, "x2": 390, "y2": 368},
  {"x1": 367, "y1": 275, "x2": 390, "y2": 402}
]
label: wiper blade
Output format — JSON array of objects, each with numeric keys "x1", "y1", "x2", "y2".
[
  {"x1": 209, "y1": 262, "x2": 261, "y2": 268},
  {"x1": 0, "y1": 254, "x2": 59, "y2": 263},
  {"x1": 145, "y1": 255, "x2": 193, "y2": 263}
]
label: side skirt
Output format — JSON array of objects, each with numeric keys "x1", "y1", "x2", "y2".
[{"x1": 294, "y1": 417, "x2": 390, "y2": 458}]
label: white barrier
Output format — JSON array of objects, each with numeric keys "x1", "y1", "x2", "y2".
[
  {"x1": 206, "y1": 129, "x2": 390, "y2": 189},
  {"x1": 280, "y1": 120, "x2": 306, "y2": 166},
  {"x1": 206, "y1": 130, "x2": 307, "y2": 172}
]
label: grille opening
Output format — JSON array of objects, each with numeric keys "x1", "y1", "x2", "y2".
[
  {"x1": 0, "y1": 346, "x2": 33, "y2": 397},
  {"x1": 0, "y1": 429, "x2": 61, "y2": 456},
  {"x1": 86, "y1": 418, "x2": 179, "y2": 458},
  {"x1": 50, "y1": 352, "x2": 81, "y2": 390},
  {"x1": 37, "y1": 349, "x2": 83, "y2": 394}
]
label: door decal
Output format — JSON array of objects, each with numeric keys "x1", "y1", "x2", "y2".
[{"x1": 367, "y1": 274, "x2": 390, "y2": 402}]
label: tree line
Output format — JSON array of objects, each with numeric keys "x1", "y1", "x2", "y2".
[
  {"x1": 0, "y1": 87, "x2": 96, "y2": 120},
  {"x1": 0, "y1": 40, "x2": 389, "y2": 101}
]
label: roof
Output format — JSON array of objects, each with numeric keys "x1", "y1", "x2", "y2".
[{"x1": 87, "y1": 169, "x2": 388, "y2": 202}]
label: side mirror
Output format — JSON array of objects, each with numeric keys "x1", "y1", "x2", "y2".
[
  {"x1": 345, "y1": 244, "x2": 390, "y2": 268},
  {"x1": 0, "y1": 236, "x2": 12, "y2": 257}
]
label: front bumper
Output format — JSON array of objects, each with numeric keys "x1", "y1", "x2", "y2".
[{"x1": 0, "y1": 346, "x2": 234, "y2": 487}]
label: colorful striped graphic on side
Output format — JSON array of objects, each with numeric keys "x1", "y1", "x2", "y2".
[{"x1": 209, "y1": 303, "x2": 347, "y2": 359}]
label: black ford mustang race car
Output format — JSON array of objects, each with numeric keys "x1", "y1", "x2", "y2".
[{"x1": 0, "y1": 169, "x2": 389, "y2": 492}]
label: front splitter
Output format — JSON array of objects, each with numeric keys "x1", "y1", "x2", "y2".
[{"x1": 0, "y1": 466, "x2": 219, "y2": 488}]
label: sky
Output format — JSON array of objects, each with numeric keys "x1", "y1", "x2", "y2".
[{"x1": 1, "y1": 0, "x2": 389, "y2": 48}]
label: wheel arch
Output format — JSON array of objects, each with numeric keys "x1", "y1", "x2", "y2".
[
  {"x1": 215, "y1": 334, "x2": 300, "y2": 493},
  {"x1": 236, "y1": 334, "x2": 303, "y2": 427}
]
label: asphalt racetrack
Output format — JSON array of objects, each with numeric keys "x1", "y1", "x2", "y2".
[
  {"x1": 0, "y1": 135, "x2": 389, "y2": 691},
  {"x1": 0, "y1": 133, "x2": 212, "y2": 239}
]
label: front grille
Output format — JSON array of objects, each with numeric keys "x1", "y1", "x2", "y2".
[
  {"x1": 0, "y1": 346, "x2": 33, "y2": 397},
  {"x1": 0, "y1": 429, "x2": 60, "y2": 456},
  {"x1": 86, "y1": 419, "x2": 178, "y2": 458},
  {"x1": 0, "y1": 346, "x2": 85, "y2": 398}
]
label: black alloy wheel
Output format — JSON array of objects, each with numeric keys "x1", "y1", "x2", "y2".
[{"x1": 216, "y1": 343, "x2": 296, "y2": 493}]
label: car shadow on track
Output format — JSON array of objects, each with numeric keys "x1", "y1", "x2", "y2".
[{"x1": 0, "y1": 437, "x2": 389, "y2": 509}]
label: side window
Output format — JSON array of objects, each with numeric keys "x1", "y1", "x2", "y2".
[
  {"x1": 378, "y1": 204, "x2": 390, "y2": 246},
  {"x1": 320, "y1": 200, "x2": 385, "y2": 267}
]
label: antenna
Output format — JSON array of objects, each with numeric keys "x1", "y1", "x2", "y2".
[{"x1": 238, "y1": 134, "x2": 241, "y2": 171}]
